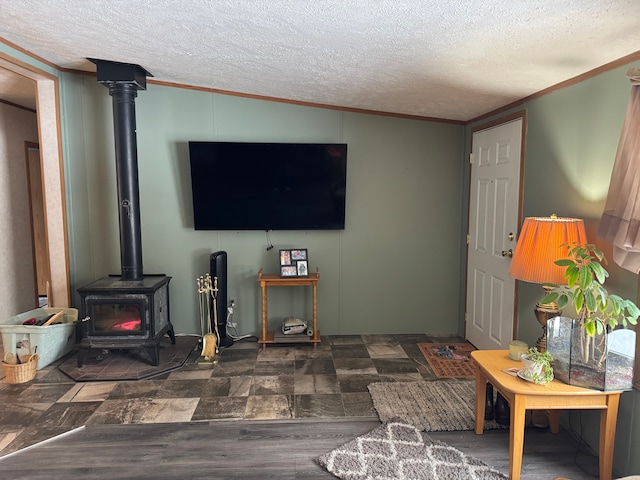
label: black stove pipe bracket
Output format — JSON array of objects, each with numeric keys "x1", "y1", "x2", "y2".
[{"x1": 88, "y1": 58, "x2": 152, "y2": 89}]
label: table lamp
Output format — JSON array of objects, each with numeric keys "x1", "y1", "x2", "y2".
[{"x1": 508, "y1": 215, "x2": 587, "y2": 351}]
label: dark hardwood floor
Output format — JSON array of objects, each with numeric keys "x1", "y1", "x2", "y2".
[{"x1": 0, "y1": 417, "x2": 599, "y2": 479}]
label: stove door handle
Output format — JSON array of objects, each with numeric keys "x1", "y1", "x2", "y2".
[{"x1": 79, "y1": 316, "x2": 91, "y2": 341}]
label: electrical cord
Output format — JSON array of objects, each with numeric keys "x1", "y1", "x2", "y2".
[
  {"x1": 265, "y1": 230, "x2": 274, "y2": 251},
  {"x1": 225, "y1": 311, "x2": 257, "y2": 342}
]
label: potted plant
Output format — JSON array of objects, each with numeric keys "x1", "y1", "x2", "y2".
[
  {"x1": 542, "y1": 243, "x2": 639, "y2": 390},
  {"x1": 520, "y1": 347, "x2": 554, "y2": 384}
]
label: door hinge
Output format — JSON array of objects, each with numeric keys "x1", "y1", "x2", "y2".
[
  {"x1": 466, "y1": 234, "x2": 470, "y2": 245},
  {"x1": 469, "y1": 152, "x2": 474, "y2": 164},
  {"x1": 464, "y1": 311, "x2": 468, "y2": 323}
]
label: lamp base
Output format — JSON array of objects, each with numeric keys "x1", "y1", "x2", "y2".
[
  {"x1": 536, "y1": 328, "x2": 547, "y2": 352},
  {"x1": 533, "y1": 286, "x2": 561, "y2": 353}
]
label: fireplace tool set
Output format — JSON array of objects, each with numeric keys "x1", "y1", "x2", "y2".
[{"x1": 197, "y1": 274, "x2": 220, "y2": 363}]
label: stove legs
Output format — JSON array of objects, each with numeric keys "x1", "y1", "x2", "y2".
[
  {"x1": 146, "y1": 326, "x2": 176, "y2": 366},
  {"x1": 77, "y1": 348, "x2": 87, "y2": 368},
  {"x1": 146, "y1": 345, "x2": 161, "y2": 366},
  {"x1": 76, "y1": 324, "x2": 176, "y2": 368}
]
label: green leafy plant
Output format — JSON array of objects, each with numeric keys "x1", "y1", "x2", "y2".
[
  {"x1": 521, "y1": 347, "x2": 554, "y2": 384},
  {"x1": 542, "y1": 243, "x2": 639, "y2": 336},
  {"x1": 541, "y1": 243, "x2": 639, "y2": 365}
]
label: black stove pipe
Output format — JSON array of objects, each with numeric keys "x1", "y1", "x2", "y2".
[
  {"x1": 110, "y1": 83, "x2": 143, "y2": 280},
  {"x1": 89, "y1": 59, "x2": 152, "y2": 281}
]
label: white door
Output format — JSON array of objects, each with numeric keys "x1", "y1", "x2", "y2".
[{"x1": 466, "y1": 118, "x2": 523, "y2": 350}]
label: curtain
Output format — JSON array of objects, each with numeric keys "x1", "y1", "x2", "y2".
[{"x1": 598, "y1": 68, "x2": 640, "y2": 273}]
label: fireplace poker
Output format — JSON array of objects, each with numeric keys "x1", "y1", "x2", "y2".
[
  {"x1": 197, "y1": 276, "x2": 206, "y2": 341},
  {"x1": 210, "y1": 276, "x2": 221, "y2": 349}
]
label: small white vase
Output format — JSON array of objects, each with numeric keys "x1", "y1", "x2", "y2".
[{"x1": 521, "y1": 354, "x2": 543, "y2": 377}]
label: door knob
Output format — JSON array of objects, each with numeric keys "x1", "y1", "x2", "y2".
[{"x1": 502, "y1": 249, "x2": 513, "y2": 257}]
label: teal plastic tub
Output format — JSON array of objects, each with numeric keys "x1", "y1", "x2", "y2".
[{"x1": 0, "y1": 307, "x2": 78, "y2": 369}]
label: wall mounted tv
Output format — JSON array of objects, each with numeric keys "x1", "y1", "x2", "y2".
[{"x1": 188, "y1": 141, "x2": 347, "y2": 230}]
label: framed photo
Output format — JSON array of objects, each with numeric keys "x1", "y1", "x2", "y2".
[
  {"x1": 280, "y1": 265, "x2": 297, "y2": 277},
  {"x1": 279, "y1": 249, "x2": 309, "y2": 277},
  {"x1": 297, "y1": 260, "x2": 308, "y2": 276},
  {"x1": 280, "y1": 250, "x2": 291, "y2": 266},
  {"x1": 291, "y1": 249, "x2": 307, "y2": 261}
]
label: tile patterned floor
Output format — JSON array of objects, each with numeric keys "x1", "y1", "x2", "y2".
[{"x1": 0, "y1": 333, "x2": 464, "y2": 456}]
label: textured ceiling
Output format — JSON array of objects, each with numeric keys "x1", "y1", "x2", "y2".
[{"x1": 1, "y1": 1, "x2": 640, "y2": 121}]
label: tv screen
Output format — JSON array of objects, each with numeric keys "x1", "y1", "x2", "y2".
[{"x1": 188, "y1": 141, "x2": 347, "y2": 230}]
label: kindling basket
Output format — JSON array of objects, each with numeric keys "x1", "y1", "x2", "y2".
[{"x1": 2, "y1": 353, "x2": 39, "y2": 384}]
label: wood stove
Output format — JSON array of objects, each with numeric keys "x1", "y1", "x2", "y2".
[
  {"x1": 77, "y1": 275, "x2": 174, "y2": 367},
  {"x1": 76, "y1": 59, "x2": 175, "y2": 367}
]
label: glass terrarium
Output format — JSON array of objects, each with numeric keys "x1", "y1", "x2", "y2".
[
  {"x1": 546, "y1": 316, "x2": 636, "y2": 391},
  {"x1": 546, "y1": 316, "x2": 573, "y2": 385}
]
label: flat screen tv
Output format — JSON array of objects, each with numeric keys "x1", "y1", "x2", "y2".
[{"x1": 188, "y1": 141, "x2": 347, "y2": 230}]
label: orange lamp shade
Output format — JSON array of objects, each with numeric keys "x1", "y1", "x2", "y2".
[{"x1": 508, "y1": 216, "x2": 587, "y2": 285}]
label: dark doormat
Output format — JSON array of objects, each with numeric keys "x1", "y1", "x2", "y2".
[{"x1": 58, "y1": 336, "x2": 199, "y2": 382}]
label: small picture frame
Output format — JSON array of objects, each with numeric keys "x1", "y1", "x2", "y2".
[
  {"x1": 280, "y1": 265, "x2": 297, "y2": 277},
  {"x1": 279, "y1": 249, "x2": 309, "y2": 277},
  {"x1": 291, "y1": 249, "x2": 307, "y2": 261},
  {"x1": 297, "y1": 260, "x2": 308, "y2": 276},
  {"x1": 280, "y1": 250, "x2": 291, "y2": 266}
]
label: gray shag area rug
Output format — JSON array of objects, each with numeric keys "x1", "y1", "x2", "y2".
[
  {"x1": 316, "y1": 419, "x2": 507, "y2": 480},
  {"x1": 368, "y1": 380, "x2": 506, "y2": 431}
]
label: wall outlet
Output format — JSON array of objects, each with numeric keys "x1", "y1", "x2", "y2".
[
  {"x1": 228, "y1": 297, "x2": 236, "y2": 315},
  {"x1": 228, "y1": 297, "x2": 237, "y2": 327}
]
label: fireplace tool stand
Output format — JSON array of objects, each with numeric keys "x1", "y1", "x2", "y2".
[{"x1": 197, "y1": 274, "x2": 220, "y2": 364}]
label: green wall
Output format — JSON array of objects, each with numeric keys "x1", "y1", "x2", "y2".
[{"x1": 60, "y1": 73, "x2": 465, "y2": 339}]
